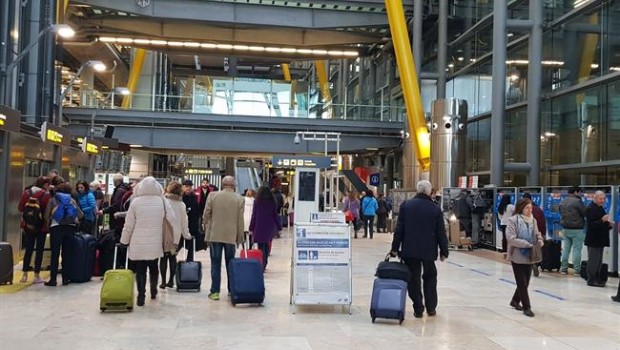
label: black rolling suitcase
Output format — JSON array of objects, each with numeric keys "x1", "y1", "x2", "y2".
[
  {"x1": 540, "y1": 240, "x2": 562, "y2": 272},
  {"x1": 175, "y1": 237, "x2": 202, "y2": 292},
  {"x1": 0, "y1": 242, "x2": 14, "y2": 285},
  {"x1": 65, "y1": 232, "x2": 97, "y2": 283}
]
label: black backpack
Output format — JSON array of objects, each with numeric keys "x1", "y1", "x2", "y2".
[{"x1": 22, "y1": 190, "x2": 44, "y2": 233}]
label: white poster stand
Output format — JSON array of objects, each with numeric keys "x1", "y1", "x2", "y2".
[{"x1": 290, "y1": 222, "x2": 352, "y2": 314}]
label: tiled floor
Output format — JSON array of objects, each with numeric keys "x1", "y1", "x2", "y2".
[{"x1": 1, "y1": 229, "x2": 619, "y2": 350}]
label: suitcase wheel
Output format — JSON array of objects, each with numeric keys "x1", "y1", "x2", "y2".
[
  {"x1": 232, "y1": 302, "x2": 237, "y2": 307},
  {"x1": 127, "y1": 307, "x2": 133, "y2": 311},
  {"x1": 100, "y1": 308, "x2": 106, "y2": 312},
  {"x1": 399, "y1": 319, "x2": 404, "y2": 325},
  {"x1": 371, "y1": 317, "x2": 376, "y2": 323}
]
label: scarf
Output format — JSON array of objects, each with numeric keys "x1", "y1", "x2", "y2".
[{"x1": 516, "y1": 214, "x2": 535, "y2": 257}]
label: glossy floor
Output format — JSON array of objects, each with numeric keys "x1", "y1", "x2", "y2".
[{"x1": 1, "y1": 230, "x2": 619, "y2": 350}]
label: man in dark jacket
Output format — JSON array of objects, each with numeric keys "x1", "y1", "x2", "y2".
[
  {"x1": 183, "y1": 179, "x2": 202, "y2": 261},
  {"x1": 585, "y1": 191, "x2": 612, "y2": 287},
  {"x1": 391, "y1": 180, "x2": 449, "y2": 318},
  {"x1": 100, "y1": 174, "x2": 128, "y2": 234},
  {"x1": 195, "y1": 177, "x2": 218, "y2": 215},
  {"x1": 559, "y1": 186, "x2": 587, "y2": 275},
  {"x1": 454, "y1": 189, "x2": 473, "y2": 237}
]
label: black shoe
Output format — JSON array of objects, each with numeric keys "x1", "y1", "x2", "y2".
[
  {"x1": 354, "y1": 235, "x2": 358, "y2": 239},
  {"x1": 166, "y1": 281, "x2": 174, "y2": 288},
  {"x1": 532, "y1": 266, "x2": 540, "y2": 277},
  {"x1": 414, "y1": 312, "x2": 424, "y2": 318},
  {"x1": 427, "y1": 310, "x2": 436, "y2": 316},
  {"x1": 363, "y1": 235, "x2": 367, "y2": 238},
  {"x1": 62, "y1": 279, "x2": 70, "y2": 286},
  {"x1": 159, "y1": 283, "x2": 166, "y2": 290},
  {"x1": 151, "y1": 289, "x2": 158, "y2": 299},
  {"x1": 137, "y1": 296, "x2": 145, "y2": 306},
  {"x1": 611, "y1": 296, "x2": 620, "y2": 303},
  {"x1": 44, "y1": 280, "x2": 57, "y2": 287},
  {"x1": 523, "y1": 309, "x2": 535, "y2": 317},
  {"x1": 510, "y1": 301, "x2": 523, "y2": 311},
  {"x1": 587, "y1": 282, "x2": 606, "y2": 288}
]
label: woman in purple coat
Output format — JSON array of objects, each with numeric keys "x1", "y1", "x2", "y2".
[{"x1": 249, "y1": 186, "x2": 282, "y2": 270}]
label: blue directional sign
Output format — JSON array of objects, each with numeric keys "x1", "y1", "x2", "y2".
[{"x1": 369, "y1": 173, "x2": 380, "y2": 187}]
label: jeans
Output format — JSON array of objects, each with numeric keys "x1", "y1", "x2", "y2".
[
  {"x1": 402, "y1": 257, "x2": 438, "y2": 314},
  {"x1": 561, "y1": 228, "x2": 585, "y2": 272},
  {"x1": 133, "y1": 259, "x2": 159, "y2": 300},
  {"x1": 209, "y1": 242, "x2": 236, "y2": 294},
  {"x1": 511, "y1": 262, "x2": 532, "y2": 310},
  {"x1": 257, "y1": 242, "x2": 270, "y2": 270},
  {"x1": 22, "y1": 231, "x2": 46, "y2": 273},
  {"x1": 587, "y1": 246, "x2": 604, "y2": 284},
  {"x1": 49, "y1": 225, "x2": 77, "y2": 282},
  {"x1": 363, "y1": 215, "x2": 375, "y2": 238}
]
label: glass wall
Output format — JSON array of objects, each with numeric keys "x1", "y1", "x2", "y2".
[{"x1": 465, "y1": 117, "x2": 491, "y2": 173}]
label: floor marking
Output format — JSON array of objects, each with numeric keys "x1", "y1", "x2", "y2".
[
  {"x1": 469, "y1": 268, "x2": 492, "y2": 276},
  {"x1": 534, "y1": 289, "x2": 566, "y2": 301}
]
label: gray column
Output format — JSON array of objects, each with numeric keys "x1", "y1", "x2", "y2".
[
  {"x1": 437, "y1": 0, "x2": 448, "y2": 99},
  {"x1": 0, "y1": 0, "x2": 10, "y2": 105},
  {"x1": 41, "y1": 0, "x2": 56, "y2": 124},
  {"x1": 526, "y1": 0, "x2": 543, "y2": 185},
  {"x1": 21, "y1": 0, "x2": 44, "y2": 125},
  {"x1": 0, "y1": 131, "x2": 9, "y2": 240},
  {"x1": 491, "y1": 0, "x2": 507, "y2": 186},
  {"x1": 413, "y1": 0, "x2": 423, "y2": 82}
]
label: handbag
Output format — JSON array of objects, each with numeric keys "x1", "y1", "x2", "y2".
[
  {"x1": 530, "y1": 245, "x2": 543, "y2": 263},
  {"x1": 161, "y1": 198, "x2": 176, "y2": 253}
]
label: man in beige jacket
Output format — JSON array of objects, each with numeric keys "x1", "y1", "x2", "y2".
[{"x1": 203, "y1": 176, "x2": 245, "y2": 300}]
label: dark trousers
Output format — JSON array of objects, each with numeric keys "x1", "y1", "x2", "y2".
[
  {"x1": 500, "y1": 225, "x2": 507, "y2": 252},
  {"x1": 49, "y1": 225, "x2": 76, "y2": 282},
  {"x1": 402, "y1": 257, "x2": 438, "y2": 314},
  {"x1": 22, "y1": 231, "x2": 46, "y2": 273},
  {"x1": 363, "y1": 215, "x2": 375, "y2": 238},
  {"x1": 133, "y1": 259, "x2": 159, "y2": 299},
  {"x1": 377, "y1": 214, "x2": 388, "y2": 232},
  {"x1": 587, "y1": 246, "x2": 604, "y2": 284},
  {"x1": 511, "y1": 262, "x2": 532, "y2": 310},
  {"x1": 159, "y1": 253, "x2": 177, "y2": 285},
  {"x1": 209, "y1": 242, "x2": 236, "y2": 294},
  {"x1": 257, "y1": 242, "x2": 270, "y2": 270}
]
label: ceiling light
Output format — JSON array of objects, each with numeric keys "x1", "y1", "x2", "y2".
[
  {"x1": 234, "y1": 45, "x2": 249, "y2": 51},
  {"x1": 216, "y1": 44, "x2": 233, "y2": 50},
  {"x1": 544, "y1": 132, "x2": 556, "y2": 137},
  {"x1": 53, "y1": 24, "x2": 75, "y2": 38},
  {"x1": 89, "y1": 61, "x2": 107, "y2": 72},
  {"x1": 168, "y1": 41, "x2": 184, "y2": 47},
  {"x1": 297, "y1": 49, "x2": 313, "y2": 54},
  {"x1": 183, "y1": 42, "x2": 200, "y2": 47},
  {"x1": 343, "y1": 51, "x2": 359, "y2": 57},
  {"x1": 115, "y1": 87, "x2": 130, "y2": 95},
  {"x1": 129, "y1": 144, "x2": 143, "y2": 148},
  {"x1": 312, "y1": 49, "x2": 328, "y2": 55},
  {"x1": 448, "y1": 63, "x2": 455, "y2": 68},
  {"x1": 265, "y1": 47, "x2": 281, "y2": 53},
  {"x1": 457, "y1": 57, "x2": 464, "y2": 61},
  {"x1": 248, "y1": 46, "x2": 265, "y2": 52},
  {"x1": 280, "y1": 48, "x2": 297, "y2": 53},
  {"x1": 116, "y1": 38, "x2": 134, "y2": 44},
  {"x1": 133, "y1": 39, "x2": 150, "y2": 44},
  {"x1": 201, "y1": 43, "x2": 217, "y2": 48},
  {"x1": 151, "y1": 40, "x2": 167, "y2": 46},
  {"x1": 328, "y1": 51, "x2": 344, "y2": 56},
  {"x1": 98, "y1": 37, "x2": 116, "y2": 43}
]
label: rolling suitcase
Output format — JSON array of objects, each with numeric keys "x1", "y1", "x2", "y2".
[
  {"x1": 580, "y1": 261, "x2": 609, "y2": 282},
  {"x1": 370, "y1": 278, "x2": 407, "y2": 324},
  {"x1": 240, "y1": 243, "x2": 264, "y2": 268},
  {"x1": 175, "y1": 237, "x2": 202, "y2": 292},
  {"x1": 375, "y1": 254, "x2": 411, "y2": 282},
  {"x1": 65, "y1": 232, "x2": 97, "y2": 283},
  {"x1": 100, "y1": 244, "x2": 134, "y2": 312},
  {"x1": 41, "y1": 234, "x2": 52, "y2": 270},
  {"x1": 228, "y1": 242, "x2": 265, "y2": 306},
  {"x1": 540, "y1": 239, "x2": 562, "y2": 272},
  {"x1": 0, "y1": 242, "x2": 13, "y2": 285}
]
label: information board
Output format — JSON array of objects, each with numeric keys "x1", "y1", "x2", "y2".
[{"x1": 291, "y1": 223, "x2": 351, "y2": 311}]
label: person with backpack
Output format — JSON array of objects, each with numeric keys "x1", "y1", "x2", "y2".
[
  {"x1": 17, "y1": 176, "x2": 52, "y2": 283},
  {"x1": 43, "y1": 182, "x2": 83, "y2": 287},
  {"x1": 360, "y1": 190, "x2": 379, "y2": 239},
  {"x1": 76, "y1": 181, "x2": 97, "y2": 235}
]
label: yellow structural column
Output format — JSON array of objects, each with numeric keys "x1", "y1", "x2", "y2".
[
  {"x1": 385, "y1": 0, "x2": 431, "y2": 170},
  {"x1": 282, "y1": 63, "x2": 292, "y2": 82},
  {"x1": 315, "y1": 60, "x2": 332, "y2": 104},
  {"x1": 121, "y1": 49, "x2": 147, "y2": 109},
  {"x1": 57, "y1": 0, "x2": 70, "y2": 23}
]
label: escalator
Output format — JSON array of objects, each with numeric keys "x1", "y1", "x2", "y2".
[
  {"x1": 342, "y1": 169, "x2": 369, "y2": 194},
  {"x1": 234, "y1": 161, "x2": 262, "y2": 194}
]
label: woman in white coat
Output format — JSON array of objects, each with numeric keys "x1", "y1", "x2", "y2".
[
  {"x1": 160, "y1": 181, "x2": 192, "y2": 289},
  {"x1": 120, "y1": 177, "x2": 176, "y2": 306},
  {"x1": 244, "y1": 189, "x2": 256, "y2": 246}
]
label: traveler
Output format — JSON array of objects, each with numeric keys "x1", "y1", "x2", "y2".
[
  {"x1": 90, "y1": 181, "x2": 105, "y2": 232},
  {"x1": 505, "y1": 198, "x2": 544, "y2": 317},
  {"x1": 585, "y1": 191, "x2": 612, "y2": 287},
  {"x1": 76, "y1": 181, "x2": 97, "y2": 235},
  {"x1": 44, "y1": 182, "x2": 83, "y2": 286},
  {"x1": 244, "y1": 189, "x2": 256, "y2": 246},
  {"x1": 360, "y1": 190, "x2": 378, "y2": 239},
  {"x1": 498, "y1": 194, "x2": 515, "y2": 253},
  {"x1": 343, "y1": 191, "x2": 360, "y2": 238},
  {"x1": 120, "y1": 177, "x2": 176, "y2": 306},
  {"x1": 202, "y1": 176, "x2": 244, "y2": 301},
  {"x1": 182, "y1": 179, "x2": 202, "y2": 261},
  {"x1": 376, "y1": 193, "x2": 390, "y2": 233},
  {"x1": 559, "y1": 186, "x2": 587, "y2": 275},
  {"x1": 272, "y1": 188, "x2": 285, "y2": 238},
  {"x1": 160, "y1": 181, "x2": 192, "y2": 289},
  {"x1": 17, "y1": 176, "x2": 51, "y2": 283},
  {"x1": 391, "y1": 180, "x2": 449, "y2": 318},
  {"x1": 196, "y1": 177, "x2": 218, "y2": 216},
  {"x1": 100, "y1": 174, "x2": 128, "y2": 233},
  {"x1": 454, "y1": 189, "x2": 473, "y2": 238},
  {"x1": 522, "y1": 193, "x2": 546, "y2": 277},
  {"x1": 250, "y1": 186, "x2": 281, "y2": 270}
]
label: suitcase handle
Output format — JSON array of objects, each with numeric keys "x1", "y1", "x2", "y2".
[
  {"x1": 114, "y1": 243, "x2": 129, "y2": 270},
  {"x1": 384, "y1": 252, "x2": 403, "y2": 262},
  {"x1": 183, "y1": 236, "x2": 196, "y2": 261}
]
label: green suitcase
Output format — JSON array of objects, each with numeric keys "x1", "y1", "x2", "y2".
[{"x1": 100, "y1": 245, "x2": 134, "y2": 312}]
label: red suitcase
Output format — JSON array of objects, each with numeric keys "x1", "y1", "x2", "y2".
[{"x1": 240, "y1": 245, "x2": 263, "y2": 268}]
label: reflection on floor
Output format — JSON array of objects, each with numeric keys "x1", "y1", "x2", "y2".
[{"x1": 1, "y1": 230, "x2": 619, "y2": 350}]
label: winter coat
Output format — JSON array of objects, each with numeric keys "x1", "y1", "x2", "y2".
[
  {"x1": 343, "y1": 197, "x2": 360, "y2": 219},
  {"x1": 165, "y1": 193, "x2": 192, "y2": 244},
  {"x1": 532, "y1": 205, "x2": 546, "y2": 237},
  {"x1": 202, "y1": 189, "x2": 245, "y2": 245},
  {"x1": 559, "y1": 194, "x2": 586, "y2": 229},
  {"x1": 120, "y1": 177, "x2": 176, "y2": 261},
  {"x1": 585, "y1": 202, "x2": 611, "y2": 247},
  {"x1": 505, "y1": 214, "x2": 544, "y2": 265},
  {"x1": 103, "y1": 183, "x2": 128, "y2": 231},
  {"x1": 377, "y1": 198, "x2": 389, "y2": 216},
  {"x1": 18, "y1": 186, "x2": 51, "y2": 233},
  {"x1": 361, "y1": 196, "x2": 378, "y2": 217},
  {"x1": 249, "y1": 198, "x2": 281, "y2": 244},
  {"x1": 244, "y1": 197, "x2": 255, "y2": 232},
  {"x1": 182, "y1": 192, "x2": 202, "y2": 236},
  {"x1": 77, "y1": 190, "x2": 97, "y2": 222},
  {"x1": 392, "y1": 194, "x2": 449, "y2": 261}
]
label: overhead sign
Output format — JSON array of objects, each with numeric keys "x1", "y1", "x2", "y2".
[
  {"x1": 0, "y1": 105, "x2": 21, "y2": 133},
  {"x1": 273, "y1": 155, "x2": 333, "y2": 168},
  {"x1": 78, "y1": 137, "x2": 102, "y2": 155},
  {"x1": 185, "y1": 168, "x2": 217, "y2": 175},
  {"x1": 369, "y1": 173, "x2": 380, "y2": 187},
  {"x1": 41, "y1": 122, "x2": 71, "y2": 147}
]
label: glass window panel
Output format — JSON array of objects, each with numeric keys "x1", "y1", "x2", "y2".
[{"x1": 505, "y1": 108, "x2": 527, "y2": 163}]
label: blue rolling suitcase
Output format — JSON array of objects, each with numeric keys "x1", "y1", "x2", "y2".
[
  {"x1": 176, "y1": 237, "x2": 202, "y2": 292},
  {"x1": 228, "y1": 245, "x2": 265, "y2": 306},
  {"x1": 370, "y1": 278, "x2": 407, "y2": 324},
  {"x1": 65, "y1": 232, "x2": 97, "y2": 283}
]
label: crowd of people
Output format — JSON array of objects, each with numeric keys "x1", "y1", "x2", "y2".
[{"x1": 343, "y1": 189, "x2": 392, "y2": 239}]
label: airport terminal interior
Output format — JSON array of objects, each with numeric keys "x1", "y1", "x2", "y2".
[{"x1": 2, "y1": 0, "x2": 620, "y2": 349}]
